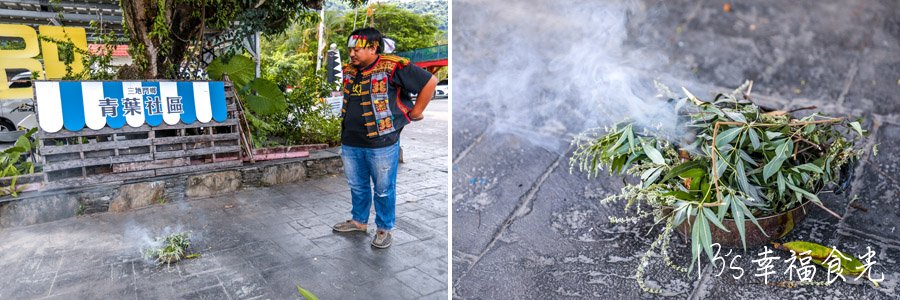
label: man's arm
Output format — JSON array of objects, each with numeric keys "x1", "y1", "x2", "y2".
[{"x1": 407, "y1": 75, "x2": 438, "y2": 121}]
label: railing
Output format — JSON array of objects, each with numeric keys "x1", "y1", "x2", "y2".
[{"x1": 395, "y1": 44, "x2": 448, "y2": 63}]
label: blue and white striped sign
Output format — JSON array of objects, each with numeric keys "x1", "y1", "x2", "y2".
[{"x1": 34, "y1": 81, "x2": 227, "y2": 133}]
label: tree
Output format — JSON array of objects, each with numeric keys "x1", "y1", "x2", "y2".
[
  {"x1": 326, "y1": 3, "x2": 440, "y2": 60},
  {"x1": 118, "y1": 0, "x2": 367, "y2": 79}
]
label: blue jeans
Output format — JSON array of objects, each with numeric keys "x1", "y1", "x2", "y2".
[{"x1": 340, "y1": 141, "x2": 400, "y2": 231}]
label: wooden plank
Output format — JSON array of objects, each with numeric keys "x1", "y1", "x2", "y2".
[
  {"x1": 154, "y1": 145, "x2": 241, "y2": 160},
  {"x1": 41, "y1": 125, "x2": 151, "y2": 139},
  {"x1": 43, "y1": 153, "x2": 153, "y2": 172},
  {"x1": 40, "y1": 139, "x2": 152, "y2": 155},
  {"x1": 253, "y1": 144, "x2": 329, "y2": 155},
  {"x1": 152, "y1": 119, "x2": 238, "y2": 130},
  {"x1": 154, "y1": 160, "x2": 242, "y2": 176},
  {"x1": 152, "y1": 133, "x2": 239, "y2": 146},
  {"x1": 112, "y1": 158, "x2": 188, "y2": 173},
  {"x1": 0, "y1": 173, "x2": 44, "y2": 186},
  {"x1": 43, "y1": 170, "x2": 156, "y2": 190},
  {"x1": 39, "y1": 119, "x2": 239, "y2": 139}
]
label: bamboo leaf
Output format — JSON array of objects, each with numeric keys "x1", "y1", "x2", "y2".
[{"x1": 642, "y1": 142, "x2": 665, "y2": 164}]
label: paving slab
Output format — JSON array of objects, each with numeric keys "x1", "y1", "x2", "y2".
[
  {"x1": 453, "y1": 0, "x2": 900, "y2": 298},
  {"x1": 0, "y1": 100, "x2": 449, "y2": 299}
]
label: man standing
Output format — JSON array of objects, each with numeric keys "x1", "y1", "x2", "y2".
[{"x1": 331, "y1": 27, "x2": 437, "y2": 248}]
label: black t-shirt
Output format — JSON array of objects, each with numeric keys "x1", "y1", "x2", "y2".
[{"x1": 341, "y1": 57, "x2": 433, "y2": 148}]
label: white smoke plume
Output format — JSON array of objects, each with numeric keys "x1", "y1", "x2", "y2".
[{"x1": 454, "y1": 0, "x2": 703, "y2": 151}]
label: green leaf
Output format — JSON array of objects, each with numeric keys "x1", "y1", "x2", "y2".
[
  {"x1": 642, "y1": 142, "x2": 665, "y2": 164},
  {"x1": 764, "y1": 131, "x2": 783, "y2": 140},
  {"x1": 715, "y1": 127, "x2": 742, "y2": 148},
  {"x1": 698, "y1": 210, "x2": 715, "y2": 267},
  {"x1": 642, "y1": 167, "x2": 663, "y2": 188},
  {"x1": 626, "y1": 126, "x2": 635, "y2": 153},
  {"x1": 206, "y1": 55, "x2": 256, "y2": 89},
  {"x1": 661, "y1": 160, "x2": 707, "y2": 182},
  {"x1": 606, "y1": 130, "x2": 628, "y2": 156},
  {"x1": 2, "y1": 146, "x2": 25, "y2": 154},
  {"x1": 762, "y1": 157, "x2": 785, "y2": 181},
  {"x1": 663, "y1": 191, "x2": 697, "y2": 201},
  {"x1": 717, "y1": 193, "x2": 730, "y2": 220},
  {"x1": 786, "y1": 182, "x2": 822, "y2": 205},
  {"x1": 774, "y1": 138, "x2": 792, "y2": 157},
  {"x1": 243, "y1": 78, "x2": 287, "y2": 116},
  {"x1": 735, "y1": 196, "x2": 768, "y2": 237},
  {"x1": 849, "y1": 121, "x2": 865, "y2": 136},
  {"x1": 14, "y1": 135, "x2": 30, "y2": 150},
  {"x1": 688, "y1": 207, "x2": 700, "y2": 274},
  {"x1": 714, "y1": 153, "x2": 727, "y2": 179},
  {"x1": 735, "y1": 160, "x2": 751, "y2": 197},
  {"x1": 777, "y1": 172, "x2": 786, "y2": 195},
  {"x1": 680, "y1": 168, "x2": 706, "y2": 179},
  {"x1": 730, "y1": 195, "x2": 747, "y2": 249},
  {"x1": 673, "y1": 202, "x2": 689, "y2": 227},
  {"x1": 297, "y1": 286, "x2": 320, "y2": 300},
  {"x1": 724, "y1": 111, "x2": 747, "y2": 123},
  {"x1": 682, "y1": 87, "x2": 699, "y2": 103},
  {"x1": 703, "y1": 207, "x2": 730, "y2": 232},
  {"x1": 795, "y1": 163, "x2": 824, "y2": 174},
  {"x1": 748, "y1": 128, "x2": 761, "y2": 150},
  {"x1": 738, "y1": 150, "x2": 758, "y2": 167}
]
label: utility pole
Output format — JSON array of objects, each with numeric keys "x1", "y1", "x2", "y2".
[{"x1": 315, "y1": 7, "x2": 326, "y2": 71}]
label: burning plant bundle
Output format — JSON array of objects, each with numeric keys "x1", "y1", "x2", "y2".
[
  {"x1": 144, "y1": 232, "x2": 192, "y2": 267},
  {"x1": 570, "y1": 81, "x2": 871, "y2": 292}
]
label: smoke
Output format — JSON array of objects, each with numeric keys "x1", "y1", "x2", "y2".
[
  {"x1": 122, "y1": 200, "x2": 207, "y2": 265},
  {"x1": 453, "y1": 0, "x2": 702, "y2": 151}
]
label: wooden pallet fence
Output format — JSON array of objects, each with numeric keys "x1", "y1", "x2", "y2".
[{"x1": 35, "y1": 80, "x2": 243, "y2": 188}]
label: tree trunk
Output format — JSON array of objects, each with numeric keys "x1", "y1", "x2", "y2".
[{"x1": 120, "y1": 0, "x2": 203, "y2": 79}]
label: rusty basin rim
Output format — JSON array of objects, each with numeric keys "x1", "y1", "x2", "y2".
[{"x1": 670, "y1": 200, "x2": 813, "y2": 249}]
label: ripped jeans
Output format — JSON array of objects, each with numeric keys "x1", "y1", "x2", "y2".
[{"x1": 340, "y1": 141, "x2": 400, "y2": 231}]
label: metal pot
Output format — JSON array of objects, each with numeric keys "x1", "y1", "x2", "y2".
[{"x1": 672, "y1": 200, "x2": 811, "y2": 249}]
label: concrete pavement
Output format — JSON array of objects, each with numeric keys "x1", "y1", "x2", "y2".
[
  {"x1": 452, "y1": 0, "x2": 900, "y2": 299},
  {"x1": 0, "y1": 99, "x2": 449, "y2": 299}
]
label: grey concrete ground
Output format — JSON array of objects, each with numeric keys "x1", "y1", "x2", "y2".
[
  {"x1": 0, "y1": 99, "x2": 449, "y2": 299},
  {"x1": 453, "y1": 0, "x2": 900, "y2": 299}
]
